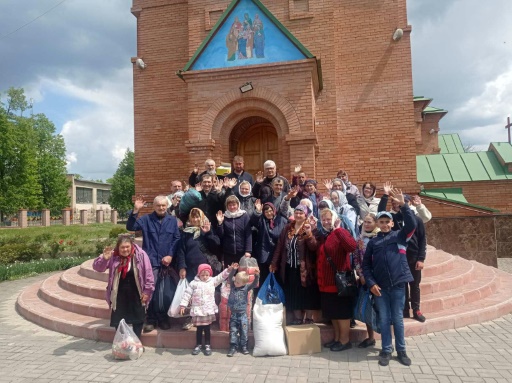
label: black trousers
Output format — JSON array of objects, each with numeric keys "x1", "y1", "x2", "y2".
[{"x1": 404, "y1": 257, "x2": 422, "y2": 312}]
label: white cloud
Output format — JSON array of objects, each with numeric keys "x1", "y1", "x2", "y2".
[
  {"x1": 57, "y1": 67, "x2": 134, "y2": 180},
  {"x1": 66, "y1": 152, "x2": 77, "y2": 170}
]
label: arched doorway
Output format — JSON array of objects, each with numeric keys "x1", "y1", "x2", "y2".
[{"x1": 230, "y1": 117, "x2": 280, "y2": 176}]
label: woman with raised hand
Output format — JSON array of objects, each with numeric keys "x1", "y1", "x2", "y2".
[
  {"x1": 251, "y1": 199, "x2": 287, "y2": 284},
  {"x1": 316, "y1": 209, "x2": 357, "y2": 351},
  {"x1": 270, "y1": 204, "x2": 320, "y2": 325},
  {"x1": 357, "y1": 182, "x2": 381, "y2": 223},
  {"x1": 216, "y1": 195, "x2": 252, "y2": 266},
  {"x1": 93, "y1": 235, "x2": 154, "y2": 339}
]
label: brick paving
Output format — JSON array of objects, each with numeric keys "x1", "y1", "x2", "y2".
[{"x1": 2, "y1": 273, "x2": 512, "y2": 383}]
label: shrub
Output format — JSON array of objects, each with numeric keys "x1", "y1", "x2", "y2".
[
  {"x1": 109, "y1": 226, "x2": 128, "y2": 239},
  {"x1": 0, "y1": 243, "x2": 42, "y2": 264}
]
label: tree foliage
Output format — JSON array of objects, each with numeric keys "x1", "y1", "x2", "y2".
[
  {"x1": 0, "y1": 88, "x2": 70, "y2": 219},
  {"x1": 108, "y1": 149, "x2": 134, "y2": 217}
]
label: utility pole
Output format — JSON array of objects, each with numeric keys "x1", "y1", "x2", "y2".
[{"x1": 506, "y1": 116, "x2": 512, "y2": 144}]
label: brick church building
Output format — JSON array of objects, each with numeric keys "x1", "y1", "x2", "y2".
[{"x1": 129, "y1": 0, "x2": 512, "y2": 217}]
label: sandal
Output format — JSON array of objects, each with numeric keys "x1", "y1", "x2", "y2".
[{"x1": 358, "y1": 338, "x2": 376, "y2": 348}]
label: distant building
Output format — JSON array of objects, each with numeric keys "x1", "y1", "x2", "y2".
[{"x1": 67, "y1": 175, "x2": 112, "y2": 218}]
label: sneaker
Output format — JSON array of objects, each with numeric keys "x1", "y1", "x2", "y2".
[
  {"x1": 330, "y1": 342, "x2": 352, "y2": 352},
  {"x1": 241, "y1": 347, "x2": 249, "y2": 355},
  {"x1": 143, "y1": 323, "x2": 155, "y2": 333},
  {"x1": 323, "y1": 339, "x2": 337, "y2": 348},
  {"x1": 191, "y1": 345, "x2": 202, "y2": 356},
  {"x1": 182, "y1": 318, "x2": 193, "y2": 330},
  {"x1": 378, "y1": 351, "x2": 392, "y2": 366},
  {"x1": 397, "y1": 351, "x2": 412, "y2": 366},
  {"x1": 227, "y1": 347, "x2": 237, "y2": 357},
  {"x1": 413, "y1": 310, "x2": 426, "y2": 323},
  {"x1": 203, "y1": 345, "x2": 212, "y2": 356}
]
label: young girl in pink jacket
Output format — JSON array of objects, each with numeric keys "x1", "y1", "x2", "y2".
[{"x1": 180, "y1": 263, "x2": 235, "y2": 355}]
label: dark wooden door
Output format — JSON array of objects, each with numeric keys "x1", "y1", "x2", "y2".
[{"x1": 238, "y1": 124, "x2": 279, "y2": 176}]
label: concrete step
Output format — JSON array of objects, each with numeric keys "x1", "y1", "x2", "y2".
[
  {"x1": 16, "y1": 246, "x2": 512, "y2": 349},
  {"x1": 39, "y1": 273, "x2": 110, "y2": 319},
  {"x1": 59, "y1": 266, "x2": 107, "y2": 300},
  {"x1": 79, "y1": 259, "x2": 108, "y2": 282},
  {"x1": 420, "y1": 256, "x2": 474, "y2": 294},
  {"x1": 418, "y1": 262, "x2": 499, "y2": 313},
  {"x1": 422, "y1": 249, "x2": 455, "y2": 278}
]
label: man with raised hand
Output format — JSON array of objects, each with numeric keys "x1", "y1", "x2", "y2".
[{"x1": 127, "y1": 195, "x2": 180, "y2": 333}]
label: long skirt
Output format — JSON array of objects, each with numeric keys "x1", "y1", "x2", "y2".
[
  {"x1": 283, "y1": 264, "x2": 321, "y2": 311},
  {"x1": 110, "y1": 268, "x2": 145, "y2": 327}
]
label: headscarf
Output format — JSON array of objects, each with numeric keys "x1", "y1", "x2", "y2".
[
  {"x1": 294, "y1": 204, "x2": 310, "y2": 216},
  {"x1": 263, "y1": 202, "x2": 276, "y2": 229},
  {"x1": 330, "y1": 190, "x2": 348, "y2": 216},
  {"x1": 238, "y1": 181, "x2": 252, "y2": 198},
  {"x1": 332, "y1": 178, "x2": 347, "y2": 194},
  {"x1": 114, "y1": 244, "x2": 134, "y2": 279},
  {"x1": 224, "y1": 195, "x2": 246, "y2": 219},
  {"x1": 304, "y1": 179, "x2": 317, "y2": 187},
  {"x1": 320, "y1": 208, "x2": 338, "y2": 234},
  {"x1": 319, "y1": 198, "x2": 334, "y2": 211},
  {"x1": 184, "y1": 208, "x2": 207, "y2": 239}
]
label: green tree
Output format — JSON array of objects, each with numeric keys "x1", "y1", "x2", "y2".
[
  {"x1": 108, "y1": 149, "x2": 135, "y2": 217},
  {"x1": 0, "y1": 88, "x2": 70, "y2": 219},
  {"x1": 33, "y1": 114, "x2": 71, "y2": 214}
]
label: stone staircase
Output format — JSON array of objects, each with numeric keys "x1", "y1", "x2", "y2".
[{"x1": 16, "y1": 246, "x2": 512, "y2": 348}]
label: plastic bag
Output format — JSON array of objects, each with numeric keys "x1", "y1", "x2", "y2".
[
  {"x1": 257, "y1": 273, "x2": 285, "y2": 305},
  {"x1": 112, "y1": 319, "x2": 144, "y2": 360},
  {"x1": 168, "y1": 279, "x2": 189, "y2": 318},
  {"x1": 252, "y1": 298, "x2": 287, "y2": 357},
  {"x1": 353, "y1": 287, "x2": 381, "y2": 334}
]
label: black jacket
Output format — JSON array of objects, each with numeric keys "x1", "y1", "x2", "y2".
[
  {"x1": 252, "y1": 175, "x2": 290, "y2": 201},
  {"x1": 176, "y1": 230, "x2": 220, "y2": 282}
]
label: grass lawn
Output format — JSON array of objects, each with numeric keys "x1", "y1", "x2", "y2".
[{"x1": 0, "y1": 223, "x2": 128, "y2": 281}]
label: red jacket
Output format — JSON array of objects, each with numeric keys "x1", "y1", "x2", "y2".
[{"x1": 316, "y1": 228, "x2": 357, "y2": 293}]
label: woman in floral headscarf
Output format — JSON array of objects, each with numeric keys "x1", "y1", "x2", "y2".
[{"x1": 270, "y1": 204, "x2": 320, "y2": 325}]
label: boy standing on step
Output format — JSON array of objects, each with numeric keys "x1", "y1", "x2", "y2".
[
  {"x1": 227, "y1": 265, "x2": 260, "y2": 357},
  {"x1": 363, "y1": 188, "x2": 417, "y2": 367}
]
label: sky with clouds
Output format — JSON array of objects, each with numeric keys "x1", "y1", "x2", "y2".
[{"x1": 1, "y1": 0, "x2": 511, "y2": 180}]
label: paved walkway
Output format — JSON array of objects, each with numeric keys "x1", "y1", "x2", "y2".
[{"x1": 2, "y1": 274, "x2": 512, "y2": 383}]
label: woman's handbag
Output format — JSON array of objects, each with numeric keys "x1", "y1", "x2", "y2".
[{"x1": 324, "y1": 249, "x2": 358, "y2": 298}]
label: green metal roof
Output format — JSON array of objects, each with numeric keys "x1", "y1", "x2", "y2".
[
  {"x1": 420, "y1": 188, "x2": 498, "y2": 212},
  {"x1": 181, "y1": 0, "x2": 314, "y2": 72},
  {"x1": 423, "y1": 106, "x2": 448, "y2": 114},
  {"x1": 438, "y1": 133, "x2": 465, "y2": 154},
  {"x1": 417, "y1": 151, "x2": 512, "y2": 183},
  {"x1": 490, "y1": 142, "x2": 512, "y2": 164},
  {"x1": 413, "y1": 96, "x2": 433, "y2": 102}
]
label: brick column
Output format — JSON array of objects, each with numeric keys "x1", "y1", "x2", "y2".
[
  {"x1": 285, "y1": 134, "x2": 318, "y2": 180},
  {"x1": 80, "y1": 210, "x2": 88, "y2": 225},
  {"x1": 41, "y1": 209, "x2": 51, "y2": 227},
  {"x1": 96, "y1": 210, "x2": 104, "y2": 224},
  {"x1": 62, "y1": 209, "x2": 71, "y2": 226},
  {"x1": 111, "y1": 209, "x2": 118, "y2": 225},
  {"x1": 18, "y1": 209, "x2": 28, "y2": 228}
]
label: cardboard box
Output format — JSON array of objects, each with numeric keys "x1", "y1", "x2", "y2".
[{"x1": 284, "y1": 324, "x2": 321, "y2": 355}]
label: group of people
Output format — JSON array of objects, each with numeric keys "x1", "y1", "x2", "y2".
[{"x1": 93, "y1": 155, "x2": 431, "y2": 366}]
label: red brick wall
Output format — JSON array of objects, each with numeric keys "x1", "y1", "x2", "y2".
[{"x1": 131, "y1": 0, "x2": 418, "y2": 196}]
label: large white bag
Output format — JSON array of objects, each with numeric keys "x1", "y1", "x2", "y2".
[
  {"x1": 252, "y1": 298, "x2": 287, "y2": 357},
  {"x1": 168, "y1": 278, "x2": 189, "y2": 318},
  {"x1": 112, "y1": 319, "x2": 144, "y2": 360}
]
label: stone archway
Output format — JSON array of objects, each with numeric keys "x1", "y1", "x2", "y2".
[{"x1": 229, "y1": 116, "x2": 280, "y2": 176}]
